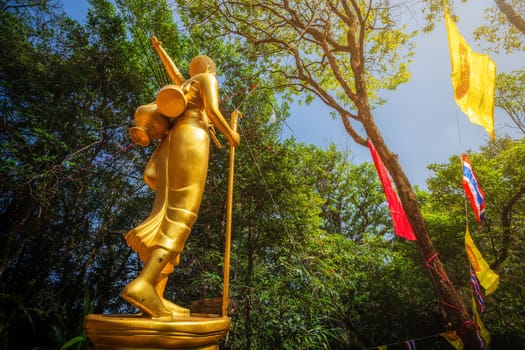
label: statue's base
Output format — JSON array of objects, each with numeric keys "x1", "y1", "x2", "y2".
[{"x1": 84, "y1": 314, "x2": 230, "y2": 349}]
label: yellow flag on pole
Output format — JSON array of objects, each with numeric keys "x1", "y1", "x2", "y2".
[
  {"x1": 472, "y1": 297, "x2": 491, "y2": 346},
  {"x1": 465, "y1": 227, "x2": 499, "y2": 295},
  {"x1": 441, "y1": 331, "x2": 464, "y2": 350},
  {"x1": 445, "y1": 12, "x2": 496, "y2": 140}
]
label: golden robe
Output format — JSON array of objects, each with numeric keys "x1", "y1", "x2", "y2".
[{"x1": 125, "y1": 77, "x2": 211, "y2": 267}]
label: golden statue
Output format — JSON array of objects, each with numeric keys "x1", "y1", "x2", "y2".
[
  {"x1": 84, "y1": 37, "x2": 240, "y2": 349},
  {"x1": 122, "y1": 36, "x2": 240, "y2": 319}
]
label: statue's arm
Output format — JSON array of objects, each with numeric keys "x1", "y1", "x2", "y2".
[
  {"x1": 198, "y1": 74, "x2": 240, "y2": 147},
  {"x1": 151, "y1": 36, "x2": 185, "y2": 85}
]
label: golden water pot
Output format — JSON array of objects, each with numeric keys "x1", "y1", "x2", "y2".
[
  {"x1": 156, "y1": 84, "x2": 187, "y2": 118},
  {"x1": 130, "y1": 103, "x2": 170, "y2": 146}
]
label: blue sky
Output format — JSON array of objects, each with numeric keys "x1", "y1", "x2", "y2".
[
  {"x1": 63, "y1": 0, "x2": 522, "y2": 188},
  {"x1": 283, "y1": 1, "x2": 522, "y2": 189}
]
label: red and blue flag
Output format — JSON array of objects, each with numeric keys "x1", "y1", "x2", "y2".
[
  {"x1": 470, "y1": 266, "x2": 486, "y2": 313},
  {"x1": 404, "y1": 340, "x2": 416, "y2": 350},
  {"x1": 461, "y1": 154, "x2": 485, "y2": 223}
]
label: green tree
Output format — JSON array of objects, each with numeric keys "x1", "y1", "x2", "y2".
[
  {"x1": 305, "y1": 144, "x2": 390, "y2": 240},
  {"x1": 228, "y1": 139, "x2": 326, "y2": 349},
  {"x1": 423, "y1": 137, "x2": 525, "y2": 349},
  {"x1": 172, "y1": 1, "x2": 483, "y2": 347},
  {"x1": 495, "y1": 69, "x2": 525, "y2": 135},
  {"x1": 0, "y1": 0, "x2": 288, "y2": 348},
  {"x1": 0, "y1": 1, "x2": 164, "y2": 347},
  {"x1": 421, "y1": 0, "x2": 525, "y2": 46},
  {"x1": 291, "y1": 145, "x2": 441, "y2": 349},
  {"x1": 473, "y1": 0, "x2": 525, "y2": 54}
]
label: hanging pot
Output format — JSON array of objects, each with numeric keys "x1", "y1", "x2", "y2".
[{"x1": 155, "y1": 84, "x2": 187, "y2": 118}]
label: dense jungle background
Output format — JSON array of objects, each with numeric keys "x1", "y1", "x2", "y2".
[{"x1": 0, "y1": 0, "x2": 524, "y2": 349}]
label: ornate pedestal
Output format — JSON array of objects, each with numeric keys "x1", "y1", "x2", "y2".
[{"x1": 84, "y1": 314, "x2": 230, "y2": 349}]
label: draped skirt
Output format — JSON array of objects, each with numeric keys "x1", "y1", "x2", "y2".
[{"x1": 125, "y1": 109, "x2": 210, "y2": 267}]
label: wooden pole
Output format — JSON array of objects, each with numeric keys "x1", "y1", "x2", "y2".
[{"x1": 222, "y1": 111, "x2": 240, "y2": 317}]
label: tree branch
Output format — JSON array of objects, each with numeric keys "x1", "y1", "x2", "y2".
[
  {"x1": 495, "y1": 0, "x2": 525, "y2": 35},
  {"x1": 492, "y1": 184, "x2": 525, "y2": 269}
]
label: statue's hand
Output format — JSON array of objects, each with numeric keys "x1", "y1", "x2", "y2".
[
  {"x1": 151, "y1": 36, "x2": 162, "y2": 48},
  {"x1": 230, "y1": 110, "x2": 242, "y2": 122},
  {"x1": 230, "y1": 131, "x2": 240, "y2": 147},
  {"x1": 229, "y1": 110, "x2": 242, "y2": 147}
]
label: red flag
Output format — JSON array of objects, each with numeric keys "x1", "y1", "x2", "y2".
[{"x1": 368, "y1": 140, "x2": 416, "y2": 240}]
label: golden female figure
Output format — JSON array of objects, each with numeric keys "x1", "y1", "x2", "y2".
[{"x1": 122, "y1": 37, "x2": 240, "y2": 318}]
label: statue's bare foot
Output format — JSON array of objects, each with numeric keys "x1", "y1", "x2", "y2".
[
  {"x1": 162, "y1": 299, "x2": 190, "y2": 316},
  {"x1": 122, "y1": 278, "x2": 172, "y2": 318}
]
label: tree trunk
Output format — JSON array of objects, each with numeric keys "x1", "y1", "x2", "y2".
[
  {"x1": 361, "y1": 120, "x2": 484, "y2": 350},
  {"x1": 492, "y1": 185, "x2": 525, "y2": 269},
  {"x1": 0, "y1": 196, "x2": 38, "y2": 277}
]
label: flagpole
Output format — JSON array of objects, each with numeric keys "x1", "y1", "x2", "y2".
[
  {"x1": 460, "y1": 155, "x2": 471, "y2": 231},
  {"x1": 222, "y1": 110, "x2": 241, "y2": 317}
]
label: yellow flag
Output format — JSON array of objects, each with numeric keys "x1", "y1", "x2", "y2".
[
  {"x1": 465, "y1": 227, "x2": 499, "y2": 295},
  {"x1": 445, "y1": 13, "x2": 496, "y2": 140},
  {"x1": 472, "y1": 297, "x2": 491, "y2": 346},
  {"x1": 377, "y1": 346, "x2": 387, "y2": 350},
  {"x1": 441, "y1": 331, "x2": 464, "y2": 350}
]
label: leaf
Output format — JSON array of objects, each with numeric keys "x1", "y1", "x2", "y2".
[{"x1": 59, "y1": 336, "x2": 84, "y2": 350}]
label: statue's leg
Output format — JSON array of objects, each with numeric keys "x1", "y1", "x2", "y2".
[
  {"x1": 151, "y1": 206, "x2": 196, "y2": 314},
  {"x1": 121, "y1": 247, "x2": 174, "y2": 318},
  {"x1": 155, "y1": 263, "x2": 191, "y2": 315}
]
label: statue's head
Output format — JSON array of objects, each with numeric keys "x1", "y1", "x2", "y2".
[{"x1": 189, "y1": 55, "x2": 216, "y2": 77}]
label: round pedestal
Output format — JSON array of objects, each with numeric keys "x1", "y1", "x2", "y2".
[{"x1": 84, "y1": 314, "x2": 230, "y2": 349}]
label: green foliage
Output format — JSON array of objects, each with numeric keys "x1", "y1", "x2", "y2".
[
  {"x1": 303, "y1": 144, "x2": 391, "y2": 240},
  {"x1": 420, "y1": 1, "x2": 525, "y2": 53},
  {"x1": 473, "y1": 0, "x2": 525, "y2": 54},
  {"x1": 495, "y1": 68, "x2": 525, "y2": 134},
  {"x1": 0, "y1": 1, "x2": 160, "y2": 348},
  {"x1": 49, "y1": 289, "x2": 93, "y2": 350},
  {"x1": 2, "y1": 1, "x2": 524, "y2": 349},
  {"x1": 302, "y1": 233, "x2": 437, "y2": 349},
  {"x1": 423, "y1": 137, "x2": 525, "y2": 348},
  {"x1": 174, "y1": 0, "x2": 416, "y2": 113}
]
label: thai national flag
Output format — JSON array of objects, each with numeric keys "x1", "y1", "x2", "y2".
[
  {"x1": 461, "y1": 154, "x2": 485, "y2": 223},
  {"x1": 404, "y1": 340, "x2": 417, "y2": 350},
  {"x1": 470, "y1": 266, "x2": 486, "y2": 313}
]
